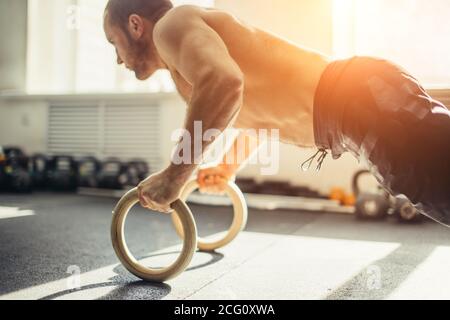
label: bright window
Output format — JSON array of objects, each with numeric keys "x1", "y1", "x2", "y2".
[
  {"x1": 27, "y1": 0, "x2": 214, "y2": 94},
  {"x1": 333, "y1": 0, "x2": 450, "y2": 87}
]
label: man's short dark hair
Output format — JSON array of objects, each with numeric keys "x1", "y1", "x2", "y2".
[{"x1": 105, "y1": 0, "x2": 174, "y2": 29}]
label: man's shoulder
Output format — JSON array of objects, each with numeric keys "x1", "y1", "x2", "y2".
[
  {"x1": 156, "y1": 5, "x2": 203, "y2": 30},
  {"x1": 167, "y1": 4, "x2": 203, "y2": 16},
  {"x1": 153, "y1": 5, "x2": 209, "y2": 49},
  {"x1": 153, "y1": 5, "x2": 206, "y2": 64}
]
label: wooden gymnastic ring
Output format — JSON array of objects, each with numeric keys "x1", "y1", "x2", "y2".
[
  {"x1": 171, "y1": 180, "x2": 248, "y2": 252},
  {"x1": 111, "y1": 188, "x2": 198, "y2": 283}
]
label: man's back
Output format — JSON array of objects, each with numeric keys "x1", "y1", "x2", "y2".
[{"x1": 158, "y1": 5, "x2": 330, "y2": 147}]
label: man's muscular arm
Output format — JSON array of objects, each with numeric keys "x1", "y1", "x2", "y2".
[
  {"x1": 222, "y1": 131, "x2": 261, "y2": 173},
  {"x1": 154, "y1": 6, "x2": 244, "y2": 184}
]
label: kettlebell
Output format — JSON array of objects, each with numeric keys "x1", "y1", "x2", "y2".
[
  {"x1": 3, "y1": 147, "x2": 32, "y2": 193},
  {"x1": 352, "y1": 170, "x2": 392, "y2": 220},
  {"x1": 97, "y1": 158, "x2": 127, "y2": 190},
  {"x1": 127, "y1": 160, "x2": 150, "y2": 180},
  {"x1": 77, "y1": 156, "x2": 101, "y2": 188},
  {"x1": 30, "y1": 154, "x2": 50, "y2": 190},
  {"x1": 47, "y1": 155, "x2": 78, "y2": 191}
]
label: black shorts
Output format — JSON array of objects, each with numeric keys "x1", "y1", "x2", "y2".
[{"x1": 313, "y1": 56, "x2": 450, "y2": 226}]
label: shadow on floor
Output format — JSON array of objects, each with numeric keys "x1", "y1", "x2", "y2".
[{"x1": 38, "y1": 251, "x2": 223, "y2": 300}]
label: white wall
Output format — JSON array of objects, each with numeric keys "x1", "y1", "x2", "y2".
[
  {"x1": 27, "y1": 0, "x2": 78, "y2": 93},
  {"x1": 0, "y1": 94, "x2": 186, "y2": 166},
  {"x1": 0, "y1": 99, "x2": 48, "y2": 154},
  {"x1": 0, "y1": 0, "x2": 28, "y2": 92}
]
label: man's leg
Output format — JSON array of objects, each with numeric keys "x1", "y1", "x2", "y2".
[
  {"x1": 313, "y1": 56, "x2": 450, "y2": 226},
  {"x1": 378, "y1": 103, "x2": 450, "y2": 226}
]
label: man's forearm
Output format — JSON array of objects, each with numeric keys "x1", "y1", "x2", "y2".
[{"x1": 168, "y1": 74, "x2": 244, "y2": 183}]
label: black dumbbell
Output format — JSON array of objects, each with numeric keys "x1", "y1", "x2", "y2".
[{"x1": 394, "y1": 196, "x2": 422, "y2": 223}]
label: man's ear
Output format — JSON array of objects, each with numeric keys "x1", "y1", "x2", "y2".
[{"x1": 128, "y1": 14, "x2": 145, "y2": 40}]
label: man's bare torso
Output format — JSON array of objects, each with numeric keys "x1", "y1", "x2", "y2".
[{"x1": 162, "y1": 6, "x2": 331, "y2": 147}]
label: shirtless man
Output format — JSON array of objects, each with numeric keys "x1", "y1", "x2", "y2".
[{"x1": 103, "y1": 0, "x2": 450, "y2": 226}]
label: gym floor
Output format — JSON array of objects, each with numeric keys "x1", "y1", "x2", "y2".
[{"x1": 1, "y1": 191, "x2": 449, "y2": 300}]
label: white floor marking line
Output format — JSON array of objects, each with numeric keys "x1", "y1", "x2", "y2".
[
  {"x1": 0, "y1": 207, "x2": 35, "y2": 220},
  {"x1": 388, "y1": 246, "x2": 450, "y2": 300}
]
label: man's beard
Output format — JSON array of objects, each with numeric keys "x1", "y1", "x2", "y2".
[{"x1": 127, "y1": 35, "x2": 152, "y2": 80}]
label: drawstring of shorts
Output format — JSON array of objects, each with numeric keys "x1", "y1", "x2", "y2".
[{"x1": 301, "y1": 148, "x2": 328, "y2": 172}]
